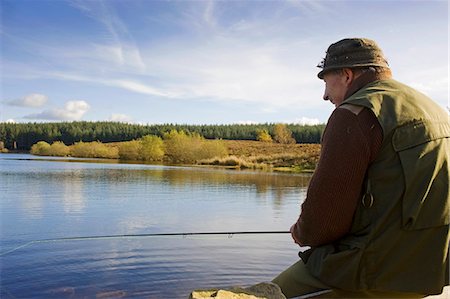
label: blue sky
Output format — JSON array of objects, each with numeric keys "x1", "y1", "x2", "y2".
[{"x1": 1, "y1": 0, "x2": 448, "y2": 125}]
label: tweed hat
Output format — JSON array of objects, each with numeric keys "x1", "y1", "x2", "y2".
[{"x1": 317, "y1": 38, "x2": 389, "y2": 79}]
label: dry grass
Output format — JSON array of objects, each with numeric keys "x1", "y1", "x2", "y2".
[
  {"x1": 223, "y1": 140, "x2": 320, "y2": 157},
  {"x1": 198, "y1": 155, "x2": 269, "y2": 170},
  {"x1": 200, "y1": 140, "x2": 321, "y2": 172}
]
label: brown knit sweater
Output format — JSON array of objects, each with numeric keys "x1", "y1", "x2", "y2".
[{"x1": 291, "y1": 107, "x2": 383, "y2": 247}]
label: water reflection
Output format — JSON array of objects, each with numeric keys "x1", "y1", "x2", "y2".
[
  {"x1": 19, "y1": 186, "x2": 44, "y2": 220},
  {"x1": 62, "y1": 171, "x2": 85, "y2": 214},
  {"x1": 117, "y1": 216, "x2": 159, "y2": 233},
  {"x1": 4, "y1": 157, "x2": 311, "y2": 214}
]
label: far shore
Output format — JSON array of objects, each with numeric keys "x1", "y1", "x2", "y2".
[{"x1": 3, "y1": 140, "x2": 321, "y2": 173}]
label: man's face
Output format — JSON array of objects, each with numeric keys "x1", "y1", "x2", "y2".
[{"x1": 322, "y1": 70, "x2": 349, "y2": 107}]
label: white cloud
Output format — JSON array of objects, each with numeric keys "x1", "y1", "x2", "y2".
[
  {"x1": 4, "y1": 119, "x2": 16, "y2": 123},
  {"x1": 237, "y1": 120, "x2": 259, "y2": 125},
  {"x1": 238, "y1": 117, "x2": 323, "y2": 125},
  {"x1": 24, "y1": 100, "x2": 90, "y2": 121},
  {"x1": 397, "y1": 67, "x2": 448, "y2": 106},
  {"x1": 7, "y1": 93, "x2": 48, "y2": 107},
  {"x1": 109, "y1": 113, "x2": 132, "y2": 123},
  {"x1": 293, "y1": 117, "x2": 322, "y2": 125}
]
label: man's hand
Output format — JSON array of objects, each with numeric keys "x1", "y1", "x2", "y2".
[{"x1": 290, "y1": 223, "x2": 301, "y2": 245}]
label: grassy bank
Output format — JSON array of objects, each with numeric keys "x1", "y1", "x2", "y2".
[{"x1": 216, "y1": 140, "x2": 320, "y2": 172}]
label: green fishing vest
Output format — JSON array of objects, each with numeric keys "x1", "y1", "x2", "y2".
[{"x1": 306, "y1": 79, "x2": 450, "y2": 294}]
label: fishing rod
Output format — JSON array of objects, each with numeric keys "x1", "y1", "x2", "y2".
[{"x1": 0, "y1": 230, "x2": 290, "y2": 256}]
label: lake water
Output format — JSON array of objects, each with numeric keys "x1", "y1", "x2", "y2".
[{"x1": 0, "y1": 153, "x2": 310, "y2": 298}]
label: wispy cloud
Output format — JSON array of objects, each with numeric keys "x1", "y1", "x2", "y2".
[
  {"x1": 69, "y1": 0, "x2": 146, "y2": 71},
  {"x1": 202, "y1": 0, "x2": 217, "y2": 29},
  {"x1": 141, "y1": 37, "x2": 322, "y2": 108},
  {"x1": 4, "y1": 22, "x2": 324, "y2": 111},
  {"x1": 47, "y1": 71, "x2": 176, "y2": 98},
  {"x1": 6, "y1": 93, "x2": 48, "y2": 107},
  {"x1": 112, "y1": 79, "x2": 177, "y2": 98},
  {"x1": 24, "y1": 100, "x2": 90, "y2": 121},
  {"x1": 287, "y1": 0, "x2": 328, "y2": 16}
]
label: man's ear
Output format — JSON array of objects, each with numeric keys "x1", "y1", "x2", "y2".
[{"x1": 342, "y1": 68, "x2": 354, "y2": 86}]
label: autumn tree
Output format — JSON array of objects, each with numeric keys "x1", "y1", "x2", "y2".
[
  {"x1": 197, "y1": 139, "x2": 228, "y2": 161},
  {"x1": 140, "y1": 135, "x2": 164, "y2": 161},
  {"x1": 49, "y1": 141, "x2": 70, "y2": 156},
  {"x1": 30, "y1": 141, "x2": 51, "y2": 155},
  {"x1": 256, "y1": 129, "x2": 273, "y2": 142},
  {"x1": 163, "y1": 130, "x2": 228, "y2": 163},
  {"x1": 163, "y1": 130, "x2": 200, "y2": 163},
  {"x1": 70, "y1": 141, "x2": 118, "y2": 158},
  {"x1": 273, "y1": 124, "x2": 296, "y2": 144},
  {"x1": 118, "y1": 140, "x2": 141, "y2": 160}
]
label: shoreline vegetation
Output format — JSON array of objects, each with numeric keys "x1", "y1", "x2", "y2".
[
  {"x1": 1, "y1": 123, "x2": 323, "y2": 172},
  {"x1": 25, "y1": 130, "x2": 320, "y2": 173}
]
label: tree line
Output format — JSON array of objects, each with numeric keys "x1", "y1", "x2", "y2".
[{"x1": 0, "y1": 121, "x2": 325, "y2": 150}]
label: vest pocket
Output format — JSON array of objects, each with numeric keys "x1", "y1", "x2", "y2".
[{"x1": 392, "y1": 121, "x2": 450, "y2": 230}]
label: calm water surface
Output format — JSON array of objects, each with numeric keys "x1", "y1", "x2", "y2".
[{"x1": 0, "y1": 153, "x2": 310, "y2": 298}]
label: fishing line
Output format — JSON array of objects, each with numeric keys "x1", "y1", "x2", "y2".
[{"x1": 0, "y1": 231, "x2": 290, "y2": 256}]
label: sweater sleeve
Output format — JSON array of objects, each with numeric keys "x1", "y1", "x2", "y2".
[{"x1": 292, "y1": 107, "x2": 382, "y2": 247}]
